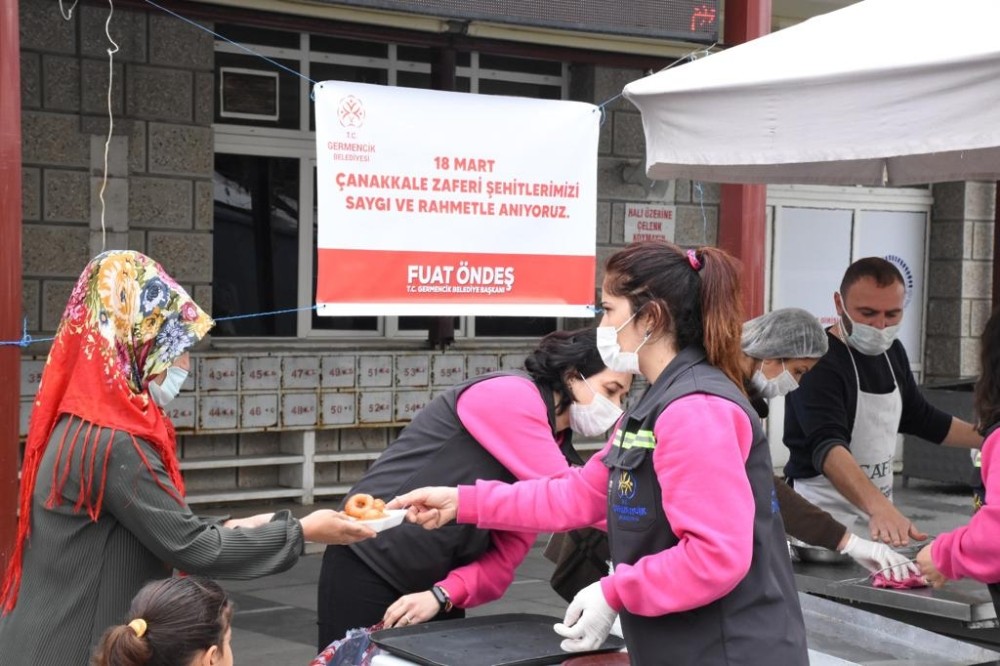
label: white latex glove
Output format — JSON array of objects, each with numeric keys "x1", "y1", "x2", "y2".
[
  {"x1": 840, "y1": 533, "x2": 920, "y2": 581},
  {"x1": 552, "y1": 581, "x2": 616, "y2": 652}
]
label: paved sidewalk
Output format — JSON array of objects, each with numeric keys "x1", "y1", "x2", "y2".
[{"x1": 222, "y1": 477, "x2": 982, "y2": 666}]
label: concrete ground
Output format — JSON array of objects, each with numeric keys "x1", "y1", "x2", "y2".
[{"x1": 221, "y1": 476, "x2": 983, "y2": 666}]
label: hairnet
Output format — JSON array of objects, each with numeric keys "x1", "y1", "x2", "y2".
[{"x1": 741, "y1": 308, "x2": 828, "y2": 360}]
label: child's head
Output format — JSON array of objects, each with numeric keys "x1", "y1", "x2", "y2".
[{"x1": 91, "y1": 576, "x2": 234, "y2": 666}]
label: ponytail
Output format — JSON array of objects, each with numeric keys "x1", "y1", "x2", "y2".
[
  {"x1": 691, "y1": 247, "x2": 745, "y2": 388},
  {"x1": 91, "y1": 623, "x2": 153, "y2": 666}
]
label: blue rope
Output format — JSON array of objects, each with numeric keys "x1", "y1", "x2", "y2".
[
  {"x1": 0, "y1": 318, "x2": 55, "y2": 348},
  {"x1": 141, "y1": 0, "x2": 318, "y2": 86},
  {"x1": 214, "y1": 304, "x2": 319, "y2": 322}
]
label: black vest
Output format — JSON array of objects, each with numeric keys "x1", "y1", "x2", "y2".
[
  {"x1": 346, "y1": 372, "x2": 578, "y2": 593},
  {"x1": 602, "y1": 347, "x2": 808, "y2": 665}
]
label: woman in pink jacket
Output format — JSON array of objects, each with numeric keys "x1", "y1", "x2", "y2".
[{"x1": 918, "y1": 306, "x2": 1000, "y2": 590}]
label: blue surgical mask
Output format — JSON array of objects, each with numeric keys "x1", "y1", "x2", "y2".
[{"x1": 149, "y1": 366, "x2": 188, "y2": 407}]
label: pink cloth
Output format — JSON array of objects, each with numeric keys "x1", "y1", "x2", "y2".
[
  {"x1": 458, "y1": 393, "x2": 757, "y2": 616},
  {"x1": 871, "y1": 572, "x2": 927, "y2": 589},
  {"x1": 436, "y1": 376, "x2": 580, "y2": 608},
  {"x1": 932, "y1": 434, "x2": 1000, "y2": 583}
]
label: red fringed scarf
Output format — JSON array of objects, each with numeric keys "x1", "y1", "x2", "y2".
[{"x1": 1, "y1": 251, "x2": 213, "y2": 613}]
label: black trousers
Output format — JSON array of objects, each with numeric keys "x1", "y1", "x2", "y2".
[{"x1": 316, "y1": 545, "x2": 465, "y2": 652}]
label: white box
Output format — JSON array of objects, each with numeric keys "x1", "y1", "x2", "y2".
[
  {"x1": 396, "y1": 355, "x2": 430, "y2": 387},
  {"x1": 200, "y1": 357, "x2": 239, "y2": 391},
  {"x1": 359, "y1": 391, "x2": 393, "y2": 423},
  {"x1": 322, "y1": 355, "x2": 357, "y2": 388},
  {"x1": 359, "y1": 355, "x2": 393, "y2": 387},
  {"x1": 322, "y1": 392, "x2": 356, "y2": 426},
  {"x1": 282, "y1": 392, "x2": 319, "y2": 427},
  {"x1": 242, "y1": 357, "x2": 280, "y2": 391},
  {"x1": 199, "y1": 395, "x2": 239, "y2": 429},
  {"x1": 395, "y1": 390, "x2": 432, "y2": 422},
  {"x1": 242, "y1": 394, "x2": 279, "y2": 428},
  {"x1": 165, "y1": 395, "x2": 196, "y2": 430},
  {"x1": 432, "y1": 355, "x2": 465, "y2": 386}
]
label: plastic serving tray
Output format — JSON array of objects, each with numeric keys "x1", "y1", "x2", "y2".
[{"x1": 370, "y1": 613, "x2": 626, "y2": 666}]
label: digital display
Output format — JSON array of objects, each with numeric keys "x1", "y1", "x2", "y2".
[{"x1": 325, "y1": 0, "x2": 720, "y2": 44}]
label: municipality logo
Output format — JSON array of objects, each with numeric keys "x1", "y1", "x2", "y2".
[{"x1": 885, "y1": 254, "x2": 914, "y2": 308}]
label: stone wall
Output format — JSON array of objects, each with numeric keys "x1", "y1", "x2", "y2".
[
  {"x1": 924, "y1": 181, "x2": 996, "y2": 383},
  {"x1": 20, "y1": 0, "x2": 215, "y2": 334}
]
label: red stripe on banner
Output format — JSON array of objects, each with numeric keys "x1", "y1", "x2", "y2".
[{"x1": 317, "y1": 249, "x2": 595, "y2": 304}]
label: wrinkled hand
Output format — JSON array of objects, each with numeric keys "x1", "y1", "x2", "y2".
[
  {"x1": 387, "y1": 487, "x2": 459, "y2": 530},
  {"x1": 300, "y1": 509, "x2": 377, "y2": 545},
  {"x1": 223, "y1": 512, "x2": 275, "y2": 529},
  {"x1": 916, "y1": 543, "x2": 947, "y2": 588},
  {"x1": 552, "y1": 581, "x2": 616, "y2": 652},
  {"x1": 840, "y1": 533, "x2": 920, "y2": 582},
  {"x1": 382, "y1": 591, "x2": 441, "y2": 628},
  {"x1": 868, "y1": 503, "x2": 927, "y2": 547}
]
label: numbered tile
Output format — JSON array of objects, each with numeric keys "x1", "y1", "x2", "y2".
[
  {"x1": 282, "y1": 392, "x2": 318, "y2": 427},
  {"x1": 467, "y1": 354, "x2": 499, "y2": 378},
  {"x1": 199, "y1": 395, "x2": 239, "y2": 430},
  {"x1": 322, "y1": 355, "x2": 356, "y2": 388},
  {"x1": 322, "y1": 392, "x2": 356, "y2": 426},
  {"x1": 396, "y1": 355, "x2": 430, "y2": 387},
  {"x1": 358, "y1": 355, "x2": 393, "y2": 387},
  {"x1": 20, "y1": 360, "x2": 44, "y2": 397},
  {"x1": 283, "y1": 357, "x2": 321, "y2": 389},
  {"x1": 501, "y1": 353, "x2": 526, "y2": 371},
  {"x1": 395, "y1": 390, "x2": 431, "y2": 422},
  {"x1": 359, "y1": 391, "x2": 393, "y2": 423},
  {"x1": 432, "y1": 355, "x2": 466, "y2": 386},
  {"x1": 242, "y1": 394, "x2": 278, "y2": 428},
  {"x1": 165, "y1": 396, "x2": 196, "y2": 430},
  {"x1": 242, "y1": 357, "x2": 280, "y2": 391},
  {"x1": 19, "y1": 400, "x2": 33, "y2": 437},
  {"x1": 182, "y1": 361, "x2": 196, "y2": 392},
  {"x1": 200, "y1": 357, "x2": 238, "y2": 391}
]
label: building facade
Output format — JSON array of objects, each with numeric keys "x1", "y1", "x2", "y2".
[{"x1": 15, "y1": 0, "x2": 995, "y2": 503}]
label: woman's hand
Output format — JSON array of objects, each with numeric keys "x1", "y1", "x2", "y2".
[
  {"x1": 387, "y1": 487, "x2": 459, "y2": 529},
  {"x1": 223, "y1": 513, "x2": 275, "y2": 529},
  {"x1": 382, "y1": 591, "x2": 442, "y2": 628},
  {"x1": 916, "y1": 543, "x2": 947, "y2": 588},
  {"x1": 300, "y1": 509, "x2": 377, "y2": 544}
]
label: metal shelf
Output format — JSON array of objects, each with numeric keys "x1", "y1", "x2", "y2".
[{"x1": 181, "y1": 455, "x2": 305, "y2": 470}]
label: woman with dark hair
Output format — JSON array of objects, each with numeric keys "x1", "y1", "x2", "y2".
[
  {"x1": 92, "y1": 576, "x2": 233, "y2": 666},
  {"x1": 394, "y1": 241, "x2": 809, "y2": 665},
  {"x1": 316, "y1": 327, "x2": 630, "y2": 649},
  {"x1": 917, "y1": 306, "x2": 1000, "y2": 589},
  {"x1": 0, "y1": 251, "x2": 375, "y2": 666}
]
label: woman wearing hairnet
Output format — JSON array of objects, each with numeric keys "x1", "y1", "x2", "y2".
[{"x1": 741, "y1": 308, "x2": 918, "y2": 582}]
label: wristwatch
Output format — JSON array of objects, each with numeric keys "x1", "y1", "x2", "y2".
[{"x1": 431, "y1": 585, "x2": 453, "y2": 613}]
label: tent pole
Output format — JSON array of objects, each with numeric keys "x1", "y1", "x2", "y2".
[
  {"x1": 0, "y1": 0, "x2": 23, "y2": 573},
  {"x1": 718, "y1": 0, "x2": 771, "y2": 319}
]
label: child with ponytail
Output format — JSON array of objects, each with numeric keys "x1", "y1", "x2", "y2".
[{"x1": 92, "y1": 577, "x2": 233, "y2": 666}]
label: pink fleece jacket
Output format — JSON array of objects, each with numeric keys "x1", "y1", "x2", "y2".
[
  {"x1": 458, "y1": 393, "x2": 757, "y2": 616},
  {"x1": 932, "y1": 433, "x2": 1000, "y2": 583},
  {"x1": 437, "y1": 375, "x2": 583, "y2": 608}
]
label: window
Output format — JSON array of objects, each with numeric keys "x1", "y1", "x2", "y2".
[{"x1": 213, "y1": 27, "x2": 568, "y2": 339}]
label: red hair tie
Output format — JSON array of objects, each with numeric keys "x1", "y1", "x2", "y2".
[{"x1": 686, "y1": 249, "x2": 703, "y2": 272}]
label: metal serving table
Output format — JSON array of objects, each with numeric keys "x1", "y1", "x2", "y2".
[{"x1": 794, "y1": 560, "x2": 999, "y2": 629}]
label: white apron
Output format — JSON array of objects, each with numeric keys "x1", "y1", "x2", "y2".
[{"x1": 795, "y1": 348, "x2": 901, "y2": 527}]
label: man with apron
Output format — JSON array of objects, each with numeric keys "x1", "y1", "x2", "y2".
[{"x1": 783, "y1": 257, "x2": 982, "y2": 545}]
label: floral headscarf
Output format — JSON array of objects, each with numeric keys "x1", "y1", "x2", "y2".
[{"x1": 1, "y1": 251, "x2": 213, "y2": 613}]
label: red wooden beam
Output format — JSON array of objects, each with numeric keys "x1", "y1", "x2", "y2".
[
  {"x1": 719, "y1": 0, "x2": 771, "y2": 319},
  {"x1": 0, "y1": 0, "x2": 23, "y2": 571}
]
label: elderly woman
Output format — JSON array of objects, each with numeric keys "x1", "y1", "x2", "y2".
[
  {"x1": 0, "y1": 251, "x2": 375, "y2": 665},
  {"x1": 741, "y1": 307, "x2": 916, "y2": 581}
]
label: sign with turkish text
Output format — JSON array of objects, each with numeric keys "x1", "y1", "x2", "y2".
[
  {"x1": 624, "y1": 203, "x2": 676, "y2": 243},
  {"x1": 314, "y1": 81, "x2": 599, "y2": 317}
]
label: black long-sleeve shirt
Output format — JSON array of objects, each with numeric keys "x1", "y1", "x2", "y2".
[{"x1": 783, "y1": 330, "x2": 952, "y2": 480}]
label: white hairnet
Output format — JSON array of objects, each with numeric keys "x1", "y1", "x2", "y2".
[{"x1": 741, "y1": 308, "x2": 828, "y2": 360}]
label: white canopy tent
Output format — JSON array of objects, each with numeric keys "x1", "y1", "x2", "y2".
[{"x1": 623, "y1": 0, "x2": 1000, "y2": 186}]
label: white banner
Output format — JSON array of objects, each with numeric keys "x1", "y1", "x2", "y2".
[{"x1": 314, "y1": 81, "x2": 599, "y2": 317}]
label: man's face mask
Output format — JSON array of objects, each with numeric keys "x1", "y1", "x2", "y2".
[{"x1": 838, "y1": 292, "x2": 900, "y2": 356}]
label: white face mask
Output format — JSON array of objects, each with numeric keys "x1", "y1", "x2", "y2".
[
  {"x1": 596, "y1": 311, "x2": 650, "y2": 375},
  {"x1": 568, "y1": 375, "x2": 624, "y2": 437},
  {"x1": 149, "y1": 366, "x2": 188, "y2": 407},
  {"x1": 749, "y1": 363, "x2": 799, "y2": 399},
  {"x1": 839, "y1": 297, "x2": 900, "y2": 355}
]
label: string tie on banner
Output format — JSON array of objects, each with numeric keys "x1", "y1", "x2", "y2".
[{"x1": 0, "y1": 319, "x2": 55, "y2": 349}]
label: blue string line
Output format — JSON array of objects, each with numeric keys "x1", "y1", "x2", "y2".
[
  {"x1": 0, "y1": 318, "x2": 55, "y2": 348},
  {"x1": 214, "y1": 304, "x2": 319, "y2": 322},
  {"x1": 141, "y1": 0, "x2": 318, "y2": 86}
]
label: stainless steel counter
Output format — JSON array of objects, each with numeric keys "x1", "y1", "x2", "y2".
[{"x1": 794, "y1": 560, "x2": 999, "y2": 628}]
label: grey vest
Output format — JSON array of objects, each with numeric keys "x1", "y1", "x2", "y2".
[
  {"x1": 603, "y1": 347, "x2": 807, "y2": 665},
  {"x1": 347, "y1": 372, "x2": 578, "y2": 593}
]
